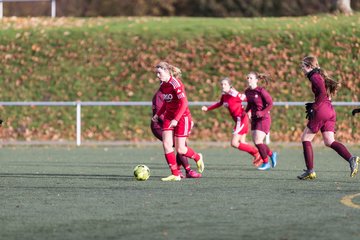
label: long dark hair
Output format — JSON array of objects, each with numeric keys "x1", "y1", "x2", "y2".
[{"x1": 302, "y1": 56, "x2": 339, "y2": 96}]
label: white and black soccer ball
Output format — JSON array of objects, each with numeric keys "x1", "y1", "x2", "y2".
[{"x1": 133, "y1": 165, "x2": 150, "y2": 181}]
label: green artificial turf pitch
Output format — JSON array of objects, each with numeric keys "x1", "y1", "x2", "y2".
[{"x1": 0, "y1": 145, "x2": 359, "y2": 240}]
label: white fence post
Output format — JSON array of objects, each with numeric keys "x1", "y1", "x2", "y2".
[
  {"x1": 76, "y1": 102, "x2": 81, "y2": 146},
  {"x1": 51, "y1": 0, "x2": 55, "y2": 17},
  {"x1": 265, "y1": 132, "x2": 270, "y2": 144},
  {"x1": 0, "y1": 1, "x2": 3, "y2": 18},
  {"x1": 0, "y1": 0, "x2": 56, "y2": 18}
]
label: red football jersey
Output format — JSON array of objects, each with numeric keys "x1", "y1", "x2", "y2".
[
  {"x1": 207, "y1": 88, "x2": 247, "y2": 121},
  {"x1": 156, "y1": 77, "x2": 190, "y2": 121}
]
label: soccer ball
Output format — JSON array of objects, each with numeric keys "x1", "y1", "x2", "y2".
[{"x1": 133, "y1": 165, "x2": 150, "y2": 181}]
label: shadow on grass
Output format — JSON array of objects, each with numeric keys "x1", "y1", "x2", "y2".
[{"x1": 0, "y1": 172, "x2": 134, "y2": 180}]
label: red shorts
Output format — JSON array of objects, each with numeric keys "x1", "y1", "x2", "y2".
[
  {"x1": 233, "y1": 115, "x2": 249, "y2": 135},
  {"x1": 251, "y1": 116, "x2": 271, "y2": 134},
  {"x1": 163, "y1": 115, "x2": 193, "y2": 137},
  {"x1": 307, "y1": 102, "x2": 336, "y2": 133}
]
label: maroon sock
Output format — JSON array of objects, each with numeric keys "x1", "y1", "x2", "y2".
[
  {"x1": 264, "y1": 144, "x2": 273, "y2": 156},
  {"x1": 176, "y1": 153, "x2": 190, "y2": 171},
  {"x1": 255, "y1": 144, "x2": 269, "y2": 163},
  {"x1": 330, "y1": 141, "x2": 352, "y2": 162},
  {"x1": 238, "y1": 143, "x2": 258, "y2": 156},
  {"x1": 302, "y1": 141, "x2": 314, "y2": 170}
]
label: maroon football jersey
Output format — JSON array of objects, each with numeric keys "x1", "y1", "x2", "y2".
[
  {"x1": 308, "y1": 71, "x2": 331, "y2": 110},
  {"x1": 152, "y1": 89, "x2": 164, "y2": 117},
  {"x1": 245, "y1": 87, "x2": 273, "y2": 119}
]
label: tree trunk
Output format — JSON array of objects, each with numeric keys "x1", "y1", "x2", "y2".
[{"x1": 334, "y1": 0, "x2": 353, "y2": 15}]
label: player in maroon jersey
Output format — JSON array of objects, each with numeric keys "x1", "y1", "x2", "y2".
[
  {"x1": 152, "y1": 61, "x2": 204, "y2": 181},
  {"x1": 352, "y1": 108, "x2": 360, "y2": 116},
  {"x1": 244, "y1": 72, "x2": 277, "y2": 171},
  {"x1": 298, "y1": 56, "x2": 359, "y2": 180},
  {"x1": 201, "y1": 77, "x2": 262, "y2": 167},
  {"x1": 151, "y1": 87, "x2": 201, "y2": 178}
]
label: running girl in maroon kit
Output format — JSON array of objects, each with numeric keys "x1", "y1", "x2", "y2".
[
  {"x1": 152, "y1": 61, "x2": 204, "y2": 181},
  {"x1": 201, "y1": 77, "x2": 262, "y2": 167},
  {"x1": 151, "y1": 86, "x2": 201, "y2": 178},
  {"x1": 244, "y1": 72, "x2": 277, "y2": 171},
  {"x1": 298, "y1": 56, "x2": 359, "y2": 180}
]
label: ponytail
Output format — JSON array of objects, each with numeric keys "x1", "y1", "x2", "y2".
[
  {"x1": 250, "y1": 71, "x2": 271, "y2": 85},
  {"x1": 302, "y1": 56, "x2": 339, "y2": 96},
  {"x1": 155, "y1": 61, "x2": 182, "y2": 79},
  {"x1": 319, "y1": 68, "x2": 339, "y2": 96},
  {"x1": 171, "y1": 66, "x2": 182, "y2": 79}
]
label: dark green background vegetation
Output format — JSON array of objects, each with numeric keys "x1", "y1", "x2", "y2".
[
  {"x1": 0, "y1": 15, "x2": 359, "y2": 142},
  {"x1": 3, "y1": 0, "x2": 360, "y2": 17}
]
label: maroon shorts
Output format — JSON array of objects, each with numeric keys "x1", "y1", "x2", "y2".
[
  {"x1": 307, "y1": 102, "x2": 336, "y2": 133},
  {"x1": 251, "y1": 116, "x2": 271, "y2": 134},
  {"x1": 150, "y1": 121, "x2": 162, "y2": 141}
]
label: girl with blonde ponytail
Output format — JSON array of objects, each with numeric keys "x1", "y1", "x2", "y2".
[
  {"x1": 150, "y1": 62, "x2": 201, "y2": 179},
  {"x1": 152, "y1": 61, "x2": 204, "y2": 181}
]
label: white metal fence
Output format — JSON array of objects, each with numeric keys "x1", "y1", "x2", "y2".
[
  {"x1": 0, "y1": 0, "x2": 56, "y2": 18},
  {"x1": 0, "y1": 101, "x2": 359, "y2": 146}
]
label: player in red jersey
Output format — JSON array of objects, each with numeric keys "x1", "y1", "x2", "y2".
[
  {"x1": 245, "y1": 72, "x2": 277, "y2": 171},
  {"x1": 298, "y1": 56, "x2": 359, "y2": 180},
  {"x1": 151, "y1": 87, "x2": 201, "y2": 178},
  {"x1": 152, "y1": 61, "x2": 204, "y2": 181},
  {"x1": 201, "y1": 77, "x2": 262, "y2": 167}
]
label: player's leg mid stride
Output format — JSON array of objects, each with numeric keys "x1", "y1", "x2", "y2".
[
  {"x1": 161, "y1": 174, "x2": 181, "y2": 181},
  {"x1": 349, "y1": 156, "x2": 360, "y2": 178},
  {"x1": 252, "y1": 152, "x2": 263, "y2": 167},
  {"x1": 297, "y1": 169, "x2": 317, "y2": 180},
  {"x1": 161, "y1": 152, "x2": 203, "y2": 181},
  {"x1": 196, "y1": 153, "x2": 205, "y2": 173}
]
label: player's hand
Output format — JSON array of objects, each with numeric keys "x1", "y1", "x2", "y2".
[
  {"x1": 256, "y1": 111, "x2": 265, "y2": 118},
  {"x1": 201, "y1": 106, "x2": 208, "y2": 112},
  {"x1": 352, "y1": 108, "x2": 360, "y2": 116},
  {"x1": 152, "y1": 114, "x2": 159, "y2": 123},
  {"x1": 305, "y1": 102, "x2": 314, "y2": 120},
  {"x1": 169, "y1": 119, "x2": 178, "y2": 128}
]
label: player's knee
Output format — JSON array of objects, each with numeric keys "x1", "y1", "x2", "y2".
[
  {"x1": 230, "y1": 141, "x2": 238, "y2": 148},
  {"x1": 324, "y1": 140, "x2": 333, "y2": 147},
  {"x1": 162, "y1": 140, "x2": 173, "y2": 151},
  {"x1": 176, "y1": 147, "x2": 187, "y2": 155}
]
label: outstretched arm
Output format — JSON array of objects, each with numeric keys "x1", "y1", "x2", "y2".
[{"x1": 203, "y1": 102, "x2": 222, "y2": 112}]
